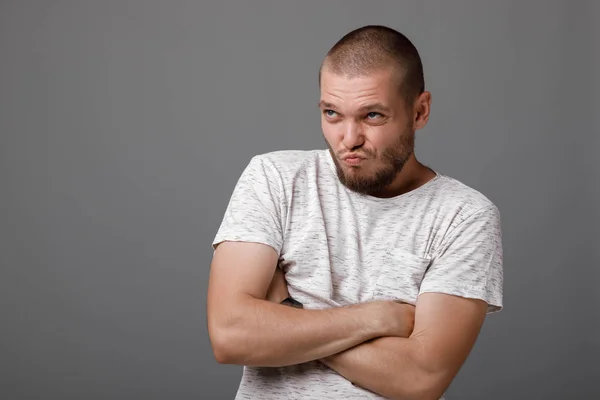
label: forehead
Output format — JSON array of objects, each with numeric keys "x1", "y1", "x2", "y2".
[{"x1": 319, "y1": 67, "x2": 403, "y2": 109}]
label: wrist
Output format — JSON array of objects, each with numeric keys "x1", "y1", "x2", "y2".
[
  {"x1": 346, "y1": 301, "x2": 388, "y2": 339},
  {"x1": 365, "y1": 301, "x2": 393, "y2": 337}
]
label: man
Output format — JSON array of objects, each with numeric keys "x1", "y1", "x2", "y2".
[{"x1": 207, "y1": 25, "x2": 503, "y2": 400}]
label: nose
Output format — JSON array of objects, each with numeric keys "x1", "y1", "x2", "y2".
[{"x1": 341, "y1": 121, "x2": 365, "y2": 150}]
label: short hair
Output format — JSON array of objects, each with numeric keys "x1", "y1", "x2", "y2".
[{"x1": 319, "y1": 25, "x2": 424, "y2": 102}]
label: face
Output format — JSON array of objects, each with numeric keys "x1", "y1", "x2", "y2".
[{"x1": 319, "y1": 67, "x2": 429, "y2": 196}]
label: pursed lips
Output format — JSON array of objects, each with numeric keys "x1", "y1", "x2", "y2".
[{"x1": 341, "y1": 153, "x2": 367, "y2": 165}]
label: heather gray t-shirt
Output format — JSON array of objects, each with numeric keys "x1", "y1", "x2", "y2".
[{"x1": 212, "y1": 149, "x2": 503, "y2": 400}]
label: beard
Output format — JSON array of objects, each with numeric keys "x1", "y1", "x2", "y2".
[{"x1": 326, "y1": 131, "x2": 415, "y2": 196}]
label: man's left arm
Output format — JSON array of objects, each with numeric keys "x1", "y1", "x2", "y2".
[
  {"x1": 323, "y1": 204, "x2": 504, "y2": 400},
  {"x1": 321, "y1": 292, "x2": 487, "y2": 400}
]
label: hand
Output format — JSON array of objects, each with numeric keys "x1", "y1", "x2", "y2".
[
  {"x1": 371, "y1": 300, "x2": 416, "y2": 338},
  {"x1": 265, "y1": 267, "x2": 290, "y2": 303}
]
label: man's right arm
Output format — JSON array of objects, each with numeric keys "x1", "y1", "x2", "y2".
[{"x1": 207, "y1": 241, "x2": 413, "y2": 368}]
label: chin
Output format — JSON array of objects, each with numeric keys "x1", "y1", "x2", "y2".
[
  {"x1": 339, "y1": 164, "x2": 367, "y2": 177},
  {"x1": 340, "y1": 170, "x2": 377, "y2": 187}
]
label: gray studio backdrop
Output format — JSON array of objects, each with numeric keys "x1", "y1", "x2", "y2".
[{"x1": 1, "y1": 1, "x2": 598, "y2": 399}]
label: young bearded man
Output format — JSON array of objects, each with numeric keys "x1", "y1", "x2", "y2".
[{"x1": 207, "y1": 25, "x2": 503, "y2": 400}]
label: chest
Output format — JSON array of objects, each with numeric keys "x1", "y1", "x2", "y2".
[{"x1": 278, "y1": 194, "x2": 439, "y2": 308}]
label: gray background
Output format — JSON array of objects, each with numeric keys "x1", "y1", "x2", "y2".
[{"x1": 1, "y1": 1, "x2": 598, "y2": 399}]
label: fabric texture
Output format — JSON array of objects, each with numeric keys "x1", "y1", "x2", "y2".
[{"x1": 212, "y1": 149, "x2": 503, "y2": 400}]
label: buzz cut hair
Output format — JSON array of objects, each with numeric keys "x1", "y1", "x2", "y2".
[{"x1": 319, "y1": 25, "x2": 425, "y2": 103}]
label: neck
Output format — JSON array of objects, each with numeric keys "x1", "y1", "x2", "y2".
[{"x1": 371, "y1": 155, "x2": 436, "y2": 198}]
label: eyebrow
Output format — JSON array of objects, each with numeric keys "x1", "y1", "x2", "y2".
[
  {"x1": 318, "y1": 101, "x2": 392, "y2": 114},
  {"x1": 318, "y1": 101, "x2": 337, "y2": 109}
]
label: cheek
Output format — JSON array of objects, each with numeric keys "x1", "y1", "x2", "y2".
[
  {"x1": 364, "y1": 125, "x2": 394, "y2": 148},
  {"x1": 321, "y1": 121, "x2": 341, "y2": 145}
]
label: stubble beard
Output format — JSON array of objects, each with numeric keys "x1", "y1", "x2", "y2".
[{"x1": 327, "y1": 132, "x2": 415, "y2": 196}]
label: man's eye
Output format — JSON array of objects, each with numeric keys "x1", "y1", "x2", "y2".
[
  {"x1": 325, "y1": 110, "x2": 338, "y2": 117},
  {"x1": 367, "y1": 112, "x2": 383, "y2": 119}
]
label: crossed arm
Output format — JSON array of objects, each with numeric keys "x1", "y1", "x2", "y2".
[{"x1": 207, "y1": 241, "x2": 488, "y2": 400}]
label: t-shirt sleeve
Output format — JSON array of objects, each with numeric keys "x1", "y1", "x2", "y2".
[
  {"x1": 211, "y1": 156, "x2": 285, "y2": 255},
  {"x1": 419, "y1": 204, "x2": 504, "y2": 314}
]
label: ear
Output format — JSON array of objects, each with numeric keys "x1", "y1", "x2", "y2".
[{"x1": 413, "y1": 91, "x2": 432, "y2": 130}]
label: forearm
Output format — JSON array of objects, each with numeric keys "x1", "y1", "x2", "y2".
[
  {"x1": 321, "y1": 337, "x2": 445, "y2": 400},
  {"x1": 210, "y1": 296, "x2": 385, "y2": 367}
]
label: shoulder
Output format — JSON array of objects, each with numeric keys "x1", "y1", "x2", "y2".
[
  {"x1": 251, "y1": 149, "x2": 324, "y2": 169},
  {"x1": 431, "y1": 173, "x2": 501, "y2": 226},
  {"x1": 247, "y1": 149, "x2": 327, "y2": 179}
]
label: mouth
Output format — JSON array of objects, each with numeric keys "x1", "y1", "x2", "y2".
[{"x1": 341, "y1": 154, "x2": 366, "y2": 166}]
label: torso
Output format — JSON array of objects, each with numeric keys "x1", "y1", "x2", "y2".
[{"x1": 226, "y1": 149, "x2": 496, "y2": 400}]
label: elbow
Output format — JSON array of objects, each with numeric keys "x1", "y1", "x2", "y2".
[
  {"x1": 397, "y1": 370, "x2": 450, "y2": 400},
  {"x1": 389, "y1": 382, "x2": 444, "y2": 400},
  {"x1": 207, "y1": 313, "x2": 246, "y2": 365},
  {"x1": 387, "y1": 359, "x2": 449, "y2": 400},
  {"x1": 208, "y1": 295, "x2": 264, "y2": 365},
  {"x1": 402, "y1": 385, "x2": 444, "y2": 400},
  {"x1": 212, "y1": 342, "x2": 234, "y2": 365},
  {"x1": 394, "y1": 345, "x2": 452, "y2": 400},
  {"x1": 209, "y1": 326, "x2": 245, "y2": 365},
  {"x1": 208, "y1": 324, "x2": 229, "y2": 364},
  {"x1": 212, "y1": 346, "x2": 228, "y2": 364}
]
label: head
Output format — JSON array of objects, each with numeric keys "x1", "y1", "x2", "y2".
[{"x1": 318, "y1": 25, "x2": 431, "y2": 196}]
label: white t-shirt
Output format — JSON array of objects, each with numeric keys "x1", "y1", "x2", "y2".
[{"x1": 212, "y1": 149, "x2": 503, "y2": 400}]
